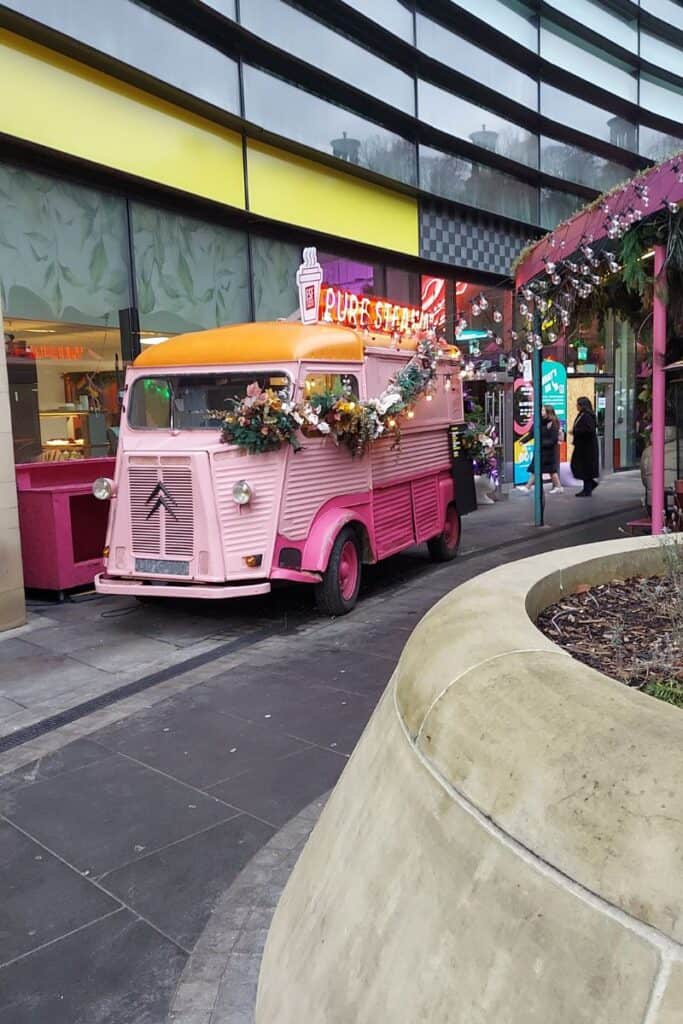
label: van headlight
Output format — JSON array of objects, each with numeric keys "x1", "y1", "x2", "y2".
[
  {"x1": 232, "y1": 479, "x2": 252, "y2": 505},
  {"x1": 93, "y1": 477, "x2": 115, "y2": 500}
]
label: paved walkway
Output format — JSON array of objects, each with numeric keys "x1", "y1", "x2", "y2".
[
  {"x1": 0, "y1": 471, "x2": 643, "y2": 747},
  {"x1": 0, "y1": 472, "x2": 644, "y2": 1023}
]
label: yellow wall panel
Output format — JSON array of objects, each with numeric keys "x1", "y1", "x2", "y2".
[
  {"x1": 0, "y1": 29, "x2": 245, "y2": 209},
  {"x1": 247, "y1": 141, "x2": 418, "y2": 256}
]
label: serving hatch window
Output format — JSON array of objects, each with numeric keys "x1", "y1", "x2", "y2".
[
  {"x1": 303, "y1": 373, "x2": 359, "y2": 399},
  {"x1": 128, "y1": 372, "x2": 292, "y2": 429}
]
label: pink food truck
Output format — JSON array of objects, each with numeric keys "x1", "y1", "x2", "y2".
[{"x1": 93, "y1": 318, "x2": 465, "y2": 615}]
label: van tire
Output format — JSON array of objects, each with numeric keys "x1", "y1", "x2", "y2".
[
  {"x1": 315, "y1": 526, "x2": 362, "y2": 616},
  {"x1": 427, "y1": 505, "x2": 461, "y2": 562}
]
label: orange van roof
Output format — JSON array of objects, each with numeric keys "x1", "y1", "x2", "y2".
[{"x1": 134, "y1": 321, "x2": 369, "y2": 367}]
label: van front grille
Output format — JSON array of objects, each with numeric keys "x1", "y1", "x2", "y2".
[{"x1": 129, "y1": 463, "x2": 194, "y2": 558}]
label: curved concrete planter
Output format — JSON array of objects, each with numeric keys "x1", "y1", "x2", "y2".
[{"x1": 257, "y1": 536, "x2": 683, "y2": 1024}]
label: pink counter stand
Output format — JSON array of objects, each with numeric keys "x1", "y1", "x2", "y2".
[{"x1": 15, "y1": 458, "x2": 115, "y2": 593}]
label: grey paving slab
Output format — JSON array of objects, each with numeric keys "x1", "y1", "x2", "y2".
[
  {"x1": 0, "y1": 653, "x2": 116, "y2": 702},
  {"x1": 0, "y1": 908, "x2": 186, "y2": 1024},
  {"x1": 209, "y1": 746, "x2": 346, "y2": 828},
  {"x1": 22, "y1": 621, "x2": 142, "y2": 657},
  {"x1": 0, "y1": 738, "x2": 112, "y2": 795},
  {"x1": 192, "y1": 674, "x2": 360, "y2": 720},
  {"x1": 276, "y1": 694, "x2": 377, "y2": 754},
  {"x1": 0, "y1": 819, "x2": 120, "y2": 965},
  {"x1": 0, "y1": 639, "x2": 41, "y2": 661},
  {"x1": 92, "y1": 701, "x2": 310, "y2": 789},
  {"x1": 268, "y1": 649, "x2": 398, "y2": 697},
  {"x1": 100, "y1": 814, "x2": 273, "y2": 951},
  {"x1": 70, "y1": 635, "x2": 182, "y2": 673},
  {"x1": 0, "y1": 696, "x2": 24, "y2": 722},
  {"x1": 0, "y1": 753, "x2": 234, "y2": 877}
]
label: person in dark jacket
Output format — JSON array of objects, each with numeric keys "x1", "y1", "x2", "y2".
[
  {"x1": 516, "y1": 406, "x2": 562, "y2": 493},
  {"x1": 570, "y1": 396, "x2": 600, "y2": 496}
]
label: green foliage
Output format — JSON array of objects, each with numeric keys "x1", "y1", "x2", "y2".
[
  {"x1": 643, "y1": 679, "x2": 683, "y2": 708},
  {"x1": 619, "y1": 227, "x2": 650, "y2": 296},
  {"x1": 221, "y1": 390, "x2": 302, "y2": 455}
]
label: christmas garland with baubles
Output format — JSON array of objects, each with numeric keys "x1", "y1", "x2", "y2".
[{"x1": 218, "y1": 332, "x2": 441, "y2": 457}]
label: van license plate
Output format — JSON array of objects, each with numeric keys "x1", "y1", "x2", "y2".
[{"x1": 135, "y1": 558, "x2": 190, "y2": 576}]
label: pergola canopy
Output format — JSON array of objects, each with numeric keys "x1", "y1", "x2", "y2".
[
  {"x1": 512, "y1": 150, "x2": 683, "y2": 536},
  {"x1": 515, "y1": 151, "x2": 683, "y2": 289}
]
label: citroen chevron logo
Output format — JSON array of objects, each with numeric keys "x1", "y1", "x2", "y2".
[{"x1": 145, "y1": 482, "x2": 177, "y2": 520}]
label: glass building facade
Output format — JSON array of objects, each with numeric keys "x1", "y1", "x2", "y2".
[{"x1": 0, "y1": 0, "x2": 682, "y2": 472}]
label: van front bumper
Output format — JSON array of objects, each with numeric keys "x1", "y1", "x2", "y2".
[{"x1": 94, "y1": 574, "x2": 271, "y2": 600}]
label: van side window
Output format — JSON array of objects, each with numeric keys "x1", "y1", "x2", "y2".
[{"x1": 303, "y1": 373, "x2": 358, "y2": 400}]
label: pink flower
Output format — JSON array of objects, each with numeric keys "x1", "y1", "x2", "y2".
[{"x1": 246, "y1": 382, "x2": 262, "y2": 399}]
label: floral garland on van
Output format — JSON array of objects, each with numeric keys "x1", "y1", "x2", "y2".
[{"x1": 219, "y1": 333, "x2": 441, "y2": 457}]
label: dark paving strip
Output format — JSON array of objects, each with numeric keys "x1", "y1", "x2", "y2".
[
  {"x1": 0, "y1": 625, "x2": 281, "y2": 755},
  {"x1": 0, "y1": 502, "x2": 639, "y2": 758}
]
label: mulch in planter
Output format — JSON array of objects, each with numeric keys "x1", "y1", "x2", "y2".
[{"x1": 536, "y1": 575, "x2": 683, "y2": 708}]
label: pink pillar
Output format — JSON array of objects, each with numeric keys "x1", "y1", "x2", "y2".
[{"x1": 651, "y1": 245, "x2": 667, "y2": 535}]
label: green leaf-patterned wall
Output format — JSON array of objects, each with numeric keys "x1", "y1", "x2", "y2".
[
  {"x1": 251, "y1": 236, "x2": 299, "y2": 320},
  {"x1": 131, "y1": 202, "x2": 249, "y2": 333},
  {"x1": 0, "y1": 163, "x2": 130, "y2": 324}
]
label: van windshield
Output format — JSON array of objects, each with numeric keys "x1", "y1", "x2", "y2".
[{"x1": 128, "y1": 372, "x2": 291, "y2": 430}]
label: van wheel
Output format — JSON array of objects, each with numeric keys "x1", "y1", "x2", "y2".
[
  {"x1": 315, "y1": 526, "x2": 361, "y2": 616},
  {"x1": 427, "y1": 505, "x2": 461, "y2": 562}
]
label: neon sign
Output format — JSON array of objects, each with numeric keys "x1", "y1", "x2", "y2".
[
  {"x1": 320, "y1": 286, "x2": 433, "y2": 334},
  {"x1": 421, "y1": 276, "x2": 446, "y2": 330}
]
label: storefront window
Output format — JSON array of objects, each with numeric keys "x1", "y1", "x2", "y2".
[
  {"x1": 6, "y1": 319, "x2": 123, "y2": 463},
  {"x1": 130, "y1": 203, "x2": 249, "y2": 334},
  {"x1": 385, "y1": 267, "x2": 419, "y2": 308},
  {"x1": 0, "y1": 164, "x2": 129, "y2": 325},
  {"x1": 418, "y1": 81, "x2": 539, "y2": 168},
  {"x1": 251, "y1": 237, "x2": 299, "y2": 321},
  {"x1": 613, "y1": 318, "x2": 637, "y2": 468},
  {"x1": 318, "y1": 252, "x2": 383, "y2": 296},
  {"x1": 455, "y1": 282, "x2": 513, "y2": 367},
  {"x1": 0, "y1": 163, "x2": 130, "y2": 464},
  {"x1": 566, "y1": 318, "x2": 613, "y2": 375}
]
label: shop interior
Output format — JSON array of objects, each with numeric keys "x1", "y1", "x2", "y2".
[{"x1": 4, "y1": 318, "x2": 169, "y2": 463}]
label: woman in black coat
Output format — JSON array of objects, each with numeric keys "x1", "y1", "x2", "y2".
[
  {"x1": 517, "y1": 407, "x2": 562, "y2": 493},
  {"x1": 570, "y1": 397, "x2": 600, "y2": 496}
]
